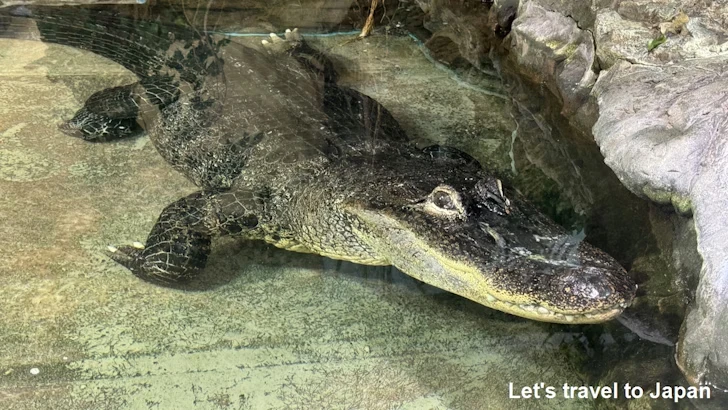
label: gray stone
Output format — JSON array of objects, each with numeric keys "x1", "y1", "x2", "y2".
[
  {"x1": 420, "y1": 0, "x2": 493, "y2": 70},
  {"x1": 526, "y1": 0, "x2": 597, "y2": 29},
  {"x1": 595, "y1": 8, "x2": 728, "y2": 69},
  {"x1": 507, "y1": 1, "x2": 597, "y2": 116}
]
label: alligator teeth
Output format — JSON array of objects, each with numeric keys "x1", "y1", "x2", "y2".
[
  {"x1": 479, "y1": 292, "x2": 625, "y2": 322},
  {"x1": 132, "y1": 241, "x2": 145, "y2": 249},
  {"x1": 107, "y1": 245, "x2": 118, "y2": 253},
  {"x1": 519, "y1": 304, "x2": 536, "y2": 312}
]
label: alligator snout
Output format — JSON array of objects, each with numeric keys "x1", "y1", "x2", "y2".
[
  {"x1": 542, "y1": 265, "x2": 636, "y2": 314},
  {"x1": 469, "y1": 242, "x2": 637, "y2": 324}
]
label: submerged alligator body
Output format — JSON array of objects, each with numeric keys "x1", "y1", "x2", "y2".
[{"x1": 1, "y1": 6, "x2": 636, "y2": 323}]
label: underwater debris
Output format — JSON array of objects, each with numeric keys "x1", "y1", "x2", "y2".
[{"x1": 360, "y1": 0, "x2": 380, "y2": 37}]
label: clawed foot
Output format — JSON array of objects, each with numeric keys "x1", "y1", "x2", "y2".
[
  {"x1": 104, "y1": 235, "x2": 210, "y2": 285},
  {"x1": 261, "y1": 28, "x2": 302, "y2": 53},
  {"x1": 105, "y1": 242, "x2": 147, "y2": 278},
  {"x1": 59, "y1": 109, "x2": 140, "y2": 142}
]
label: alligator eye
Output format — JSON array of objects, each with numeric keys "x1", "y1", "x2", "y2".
[
  {"x1": 422, "y1": 185, "x2": 465, "y2": 219},
  {"x1": 433, "y1": 190, "x2": 455, "y2": 210}
]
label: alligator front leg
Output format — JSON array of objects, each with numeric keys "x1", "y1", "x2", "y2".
[
  {"x1": 107, "y1": 189, "x2": 261, "y2": 284},
  {"x1": 60, "y1": 83, "x2": 142, "y2": 141},
  {"x1": 61, "y1": 75, "x2": 178, "y2": 141}
]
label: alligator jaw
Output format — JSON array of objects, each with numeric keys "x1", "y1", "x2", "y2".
[
  {"x1": 348, "y1": 206, "x2": 636, "y2": 324},
  {"x1": 462, "y1": 283, "x2": 630, "y2": 324},
  {"x1": 432, "y1": 252, "x2": 634, "y2": 324},
  {"x1": 482, "y1": 298, "x2": 626, "y2": 324}
]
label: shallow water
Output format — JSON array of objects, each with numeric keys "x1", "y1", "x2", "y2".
[{"x1": 0, "y1": 2, "x2": 700, "y2": 409}]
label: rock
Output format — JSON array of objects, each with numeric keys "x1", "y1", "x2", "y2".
[
  {"x1": 594, "y1": 8, "x2": 728, "y2": 69},
  {"x1": 106, "y1": 0, "x2": 359, "y2": 33},
  {"x1": 592, "y1": 58, "x2": 720, "y2": 213},
  {"x1": 420, "y1": 0, "x2": 493, "y2": 70},
  {"x1": 507, "y1": 1, "x2": 597, "y2": 117}
]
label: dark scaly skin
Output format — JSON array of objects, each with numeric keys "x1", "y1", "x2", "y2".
[
  {"x1": 109, "y1": 190, "x2": 259, "y2": 283},
  {"x1": 0, "y1": 7, "x2": 636, "y2": 323},
  {"x1": 59, "y1": 84, "x2": 141, "y2": 140}
]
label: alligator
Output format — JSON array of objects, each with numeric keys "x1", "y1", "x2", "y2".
[{"x1": 0, "y1": 6, "x2": 636, "y2": 324}]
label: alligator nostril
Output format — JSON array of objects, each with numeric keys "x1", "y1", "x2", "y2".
[
  {"x1": 553, "y1": 267, "x2": 619, "y2": 302},
  {"x1": 580, "y1": 269, "x2": 616, "y2": 299},
  {"x1": 479, "y1": 222, "x2": 506, "y2": 248}
]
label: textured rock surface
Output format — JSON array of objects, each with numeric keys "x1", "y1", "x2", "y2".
[
  {"x1": 418, "y1": 0, "x2": 493, "y2": 70},
  {"x1": 594, "y1": 8, "x2": 728, "y2": 68},
  {"x1": 508, "y1": 1, "x2": 597, "y2": 117}
]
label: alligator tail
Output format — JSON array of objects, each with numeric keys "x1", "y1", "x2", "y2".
[{"x1": 0, "y1": 6, "x2": 227, "y2": 85}]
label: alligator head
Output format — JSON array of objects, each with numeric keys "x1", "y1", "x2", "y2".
[{"x1": 340, "y1": 146, "x2": 636, "y2": 324}]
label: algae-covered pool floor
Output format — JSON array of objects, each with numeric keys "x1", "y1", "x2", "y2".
[{"x1": 1, "y1": 34, "x2": 600, "y2": 409}]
